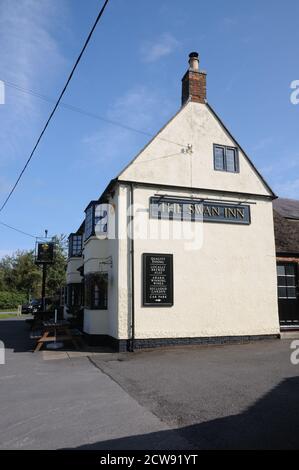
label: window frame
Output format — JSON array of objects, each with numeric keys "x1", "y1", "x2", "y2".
[
  {"x1": 84, "y1": 201, "x2": 109, "y2": 241},
  {"x1": 95, "y1": 204, "x2": 108, "y2": 235},
  {"x1": 277, "y1": 262, "x2": 298, "y2": 300},
  {"x1": 66, "y1": 283, "x2": 83, "y2": 307},
  {"x1": 84, "y1": 203, "x2": 96, "y2": 241},
  {"x1": 213, "y1": 144, "x2": 239, "y2": 173},
  {"x1": 84, "y1": 272, "x2": 108, "y2": 310},
  {"x1": 68, "y1": 233, "x2": 83, "y2": 257}
]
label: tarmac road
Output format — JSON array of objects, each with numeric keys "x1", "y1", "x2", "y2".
[{"x1": 0, "y1": 318, "x2": 298, "y2": 450}]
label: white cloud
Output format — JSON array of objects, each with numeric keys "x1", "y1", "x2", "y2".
[
  {"x1": 0, "y1": 0, "x2": 69, "y2": 165},
  {"x1": 81, "y1": 86, "x2": 172, "y2": 171},
  {"x1": 140, "y1": 33, "x2": 179, "y2": 63}
]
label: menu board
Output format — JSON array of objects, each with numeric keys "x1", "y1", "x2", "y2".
[{"x1": 143, "y1": 254, "x2": 173, "y2": 307}]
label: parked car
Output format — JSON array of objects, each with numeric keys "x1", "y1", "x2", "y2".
[{"x1": 22, "y1": 298, "x2": 52, "y2": 314}]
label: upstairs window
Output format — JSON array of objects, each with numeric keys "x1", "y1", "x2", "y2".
[
  {"x1": 68, "y1": 234, "x2": 83, "y2": 257},
  {"x1": 84, "y1": 204, "x2": 95, "y2": 240},
  {"x1": 84, "y1": 202, "x2": 108, "y2": 240},
  {"x1": 214, "y1": 145, "x2": 239, "y2": 173},
  {"x1": 95, "y1": 204, "x2": 108, "y2": 235}
]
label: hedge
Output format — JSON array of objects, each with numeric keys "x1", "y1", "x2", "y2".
[{"x1": 0, "y1": 291, "x2": 27, "y2": 309}]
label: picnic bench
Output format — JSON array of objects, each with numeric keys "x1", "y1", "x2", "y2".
[{"x1": 33, "y1": 320, "x2": 84, "y2": 352}]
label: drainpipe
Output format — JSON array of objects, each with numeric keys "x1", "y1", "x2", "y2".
[{"x1": 129, "y1": 182, "x2": 135, "y2": 352}]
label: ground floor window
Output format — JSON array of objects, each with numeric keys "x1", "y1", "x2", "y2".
[
  {"x1": 84, "y1": 273, "x2": 108, "y2": 310},
  {"x1": 66, "y1": 283, "x2": 82, "y2": 307},
  {"x1": 277, "y1": 264, "x2": 297, "y2": 299}
]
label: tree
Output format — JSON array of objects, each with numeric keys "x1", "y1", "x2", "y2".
[
  {"x1": 46, "y1": 235, "x2": 68, "y2": 297},
  {"x1": 0, "y1": 235, "x2": 67, "y2": 307},
  {"x1": 0, "y1": 250, "x2": 41, "y2": 299}
]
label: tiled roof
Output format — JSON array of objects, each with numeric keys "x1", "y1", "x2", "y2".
[
  {"x1": 273, "y1": 198, "x2": 299, "y2": 254},
  {"x1": 273, "y1": 198, "x2": 299, "y2": 220}
]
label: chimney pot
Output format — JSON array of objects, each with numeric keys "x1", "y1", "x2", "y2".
[{"x1": 188, "y1": 51, "x2": 199, "y2": 71}]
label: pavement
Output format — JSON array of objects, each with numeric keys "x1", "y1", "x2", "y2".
[{"x1": 0, "y1": 318, "x2": 299, "y2": 450}]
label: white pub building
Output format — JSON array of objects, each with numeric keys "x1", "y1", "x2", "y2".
[{"x1": 65, "y1": 52, "x2": 280, "y2": 351}]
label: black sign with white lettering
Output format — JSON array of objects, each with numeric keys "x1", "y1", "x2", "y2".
[
  {"x1": 143, "y1": 253, "x2": 173, "y2": 307},
  {"x1": 149, "y1": 197, "x2": 251, "y2": 225}
]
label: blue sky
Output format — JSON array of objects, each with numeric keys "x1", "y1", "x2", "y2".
[{"x1": 0, "y1": 0, "x2": 298, "y2": 256}]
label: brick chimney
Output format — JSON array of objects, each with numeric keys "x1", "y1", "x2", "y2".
[{"x1": 181, "y1": 52, "x2": 207, "y2": 106}]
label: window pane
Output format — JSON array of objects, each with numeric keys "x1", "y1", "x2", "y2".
[
  {"x1": 286, "y1": 265, "x2": 295, "y2": 276},
  {"x1": 277, "y1": 276, "x2": 286, "y2": 287},
  {"x1": 278, "y1": 286, "x2": 287, "y2": 298},
  {"x1": 286, "y1": 276, "x2": 296, "y2": 287},
  {"x1": 287, "y1": 287, "x2": 297, "y2": 299},
  {"x1": 85, "y1": 206, "x2": 94, "y2": 240},
  {"x1": 277, "y1": 265, "x2": 285, "y2": 276},
  {"x1": 72, "y1": 235, "x2": 82, "y2": 255},
  {"x1": 214, "y1": 147, "x2": 224, "y2": 170},
  {"x1": 84, "y1": 272, "x2": 108, "y2": 309},
  {"x1": 226, "y1": 148, "x2": 236, "y2": 172},
  {"x1": 95, "y1": 205, "x2": 108, "y2": 235}
]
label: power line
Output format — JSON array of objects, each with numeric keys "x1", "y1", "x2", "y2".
[
  {"x1": 3, "y1": 79, "x2": 188, "y2": 149},
  {"x1": 0, "y1": 220, "x2": 39, "y2": 239},
  {"x1": 0, "y1": 0, "x2": 110, "y2": 214}
]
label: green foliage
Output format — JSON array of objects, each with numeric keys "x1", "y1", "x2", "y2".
[
  {"x1": 0, "y1": 234, "x2": 67, "y2": 303},
  {"x1": 46, "y1": 235, "x2": 68, "y2": 297},
  {"x1": 0, "y1": 290, "x2": 27, "y2": 309}
]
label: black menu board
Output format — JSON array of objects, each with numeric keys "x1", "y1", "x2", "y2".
[{"x1": 143, "y1": 253, "x2": 173, "y2": 307}]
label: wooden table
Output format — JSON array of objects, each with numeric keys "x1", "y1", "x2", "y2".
[{"x1": 34, "y1": 320, "x2": 82, "y2": 352}]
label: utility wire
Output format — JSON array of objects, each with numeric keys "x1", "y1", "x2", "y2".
[
  {"x1": 3, "y1": 79, "x2": 188, "y2": 149},
  {"x1": 0, "y1": 220, "x2": 39, "y2": 239},
  {"x1": 0, "y1": 0, "x2": 110, "y2": 213}
]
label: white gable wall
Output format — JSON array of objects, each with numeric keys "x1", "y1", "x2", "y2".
[{"x1": 119, "y1": 102, "x2": 271, "y2": 197}]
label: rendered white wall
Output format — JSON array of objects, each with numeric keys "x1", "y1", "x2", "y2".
[
  {"x1": 116, "y1": 186, "x2": 279, "y2": 340},
  {"x1": 82, "y1": 193, "x2": 119, "y2": 337},
  {"x1": 119, "y1": 102, "x2": 272, "y2": 197},
  {"x1": 66, "y1": 257, "x2": 83, "y2": 284}
]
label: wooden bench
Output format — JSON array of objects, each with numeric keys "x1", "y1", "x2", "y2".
[{"x1": 34, "y1": 321, "x2": 84, "y2": 352}]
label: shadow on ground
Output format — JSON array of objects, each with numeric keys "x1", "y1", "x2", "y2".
[
  {"x1": 0, "y1": 319, "x2": 35, "y2": 353},
  {"x1": 68, "y1": 376, "x2": 299, "y2": 450},
  {"x1": 0, "y1": 318, "x2": 113, "y2": 354}
]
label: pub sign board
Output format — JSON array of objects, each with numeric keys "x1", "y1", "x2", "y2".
[
  {"x1": 149, "y1": 197, "x2": 251, "y2": 225},
  {"x1": 36, "y1": 242, "x2": 55, "y2": 264},
  {"x1": 143, "y1": 253, "x2": 173, "y2": 307}
]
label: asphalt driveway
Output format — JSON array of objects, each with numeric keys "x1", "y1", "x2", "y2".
[{"x1": 0, "y1": 318, "x2": 299, "y2": 450}]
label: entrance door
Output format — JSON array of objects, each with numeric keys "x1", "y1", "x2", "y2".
[{"x1": 277, "y1": 263, "x2": 299, "y2": 327}]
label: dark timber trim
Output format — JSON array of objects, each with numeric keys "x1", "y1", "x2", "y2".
[
  {"x1": 276, "y1": 252, "x2": 299, "y2": 258},
  {"x1": 117, "y1": 179, "x2": 275, "y2": 201}
]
